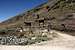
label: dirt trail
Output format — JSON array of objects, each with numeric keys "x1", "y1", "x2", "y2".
[{"x1": 0, "y1": 30, "x2": 75, "y2": 50}]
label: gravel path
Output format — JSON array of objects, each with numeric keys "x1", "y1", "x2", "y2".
[{"x1": 45, "y1": 30, "x2": 75, "y2": 48}]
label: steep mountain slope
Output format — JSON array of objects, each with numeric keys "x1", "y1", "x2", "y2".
[
  {"x1": 0, "y1": 0, "x2": 75, "y2": 45},
  {"x1": 0, "y1": 0, "x2": 75, "y2": 36}
]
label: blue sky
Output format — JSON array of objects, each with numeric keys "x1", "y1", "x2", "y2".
[{"x1": 0, "y1": 0, "x2": 47, "y2": 22}]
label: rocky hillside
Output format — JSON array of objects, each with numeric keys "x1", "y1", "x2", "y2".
[
  {"x1": 0, "y1": 0, "x2": 75, "y2": 35},
  {"x1": 0, "y1": 0, "x2": 75, "y2": 30},
  {"x1": 0, "y1": 0, "x2": 75, "y2": 33},
  {"x1": 0, "y1": 0, "x2": 75, "y2": 45}
]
